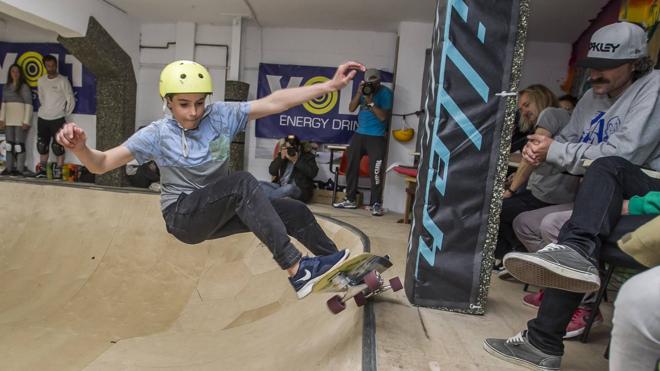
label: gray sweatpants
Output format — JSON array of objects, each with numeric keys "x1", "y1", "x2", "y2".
[
  {"x1": 4, "y1": 126, "x2": 28, "y2": 172},
  {"x1": 610, "y1": 266, "x2": 660, "y2": 371},
  {"x1": 512, "y1": 203, "x2": 573, "y2": 252}
]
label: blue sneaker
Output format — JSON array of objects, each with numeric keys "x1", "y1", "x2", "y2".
[{"x1": 289, "y1": 249, "x2": 350, "y2": 299}]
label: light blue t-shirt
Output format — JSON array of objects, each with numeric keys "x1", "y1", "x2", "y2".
[
  {"x1": 356, "y1": 86, "x2": 393, "y2": 137},
  {"x1": 123, "y1": 101, "x2": 250, "y2": 210}
]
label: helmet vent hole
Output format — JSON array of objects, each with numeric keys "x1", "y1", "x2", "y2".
[
  {"x1": 180, "y1": 73, "x2": 187, "y2": 79},
  {"x1": 198, "y1": 73, "x2": 204, "y2": 78}
]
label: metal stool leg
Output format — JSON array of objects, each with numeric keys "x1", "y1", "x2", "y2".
[{"x1": 581, "y1": 264, "x2": 615, "y2": 343}]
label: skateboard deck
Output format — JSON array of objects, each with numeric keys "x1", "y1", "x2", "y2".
[{"x1": 312, "y1": 252, "x2": 402, "y2": 314}]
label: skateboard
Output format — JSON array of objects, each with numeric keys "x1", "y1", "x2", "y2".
[{"x1": 312, "y1": 253, "x2": 403, "y2": 314}]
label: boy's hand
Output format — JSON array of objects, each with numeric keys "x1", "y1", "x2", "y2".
[
  {"x1": 56, "y1": 122, "x2": 87, "y2": 151},
  {"x1": 328, "y1": 61, "x2": 365, "y2": 91}
]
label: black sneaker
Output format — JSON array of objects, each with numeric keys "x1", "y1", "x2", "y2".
[
  {"x1": 289, "y1": 249, "x2": 350, "y2": 299},
  {"x1": 19, "y1": 169, "x2": 35, "y2": 177},
  {"x1": 0, "y1": 169, "x2": 11, "y2": 176},
  {"x1": 35, "y1": 169, "x2": 47, "y2": 178},
  {"x1": 483, "y1": 330, "x2": 561, "y2": 371},
  {"x1": 333, "y1": 198, "x2": 358, "y2": 209},
  {"x1": 371, "y1": 202, "x2": 384, "y2": 216},
  {"x1": 503, "y1": 243, "x2": 600, "y2": 293}
]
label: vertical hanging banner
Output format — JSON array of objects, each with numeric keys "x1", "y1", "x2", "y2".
[
  {"x1": 0, "y1": 42, "x2": 97, "y2": 115},
  {"x1": 255, "y1": 63, "x2": 393, "y2": 143},
  {"x1": 405, "y1": 0, "x2": 528, "y2": 314}
]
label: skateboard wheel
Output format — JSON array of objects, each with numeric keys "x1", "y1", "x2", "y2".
[
  {"x1": 354, "y1": 292, "x2": 367, "y2": 307},
  {"x1": 389, "y1": 277, "x2": 403, "y2": 292},
  {"x1": 364, "y1": 271, "x2": 380, "y2": 291},
  {"x1": 327, "y1": 295, "x2": 346, "y2": 314}
]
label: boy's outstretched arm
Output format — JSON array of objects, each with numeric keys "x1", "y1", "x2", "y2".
[
  {"x1": 56, "y1": 122, "x2": 134, "y2": 174},
  {"x1": 248, "y1": 61, "x2": 365, "y2": 121}
]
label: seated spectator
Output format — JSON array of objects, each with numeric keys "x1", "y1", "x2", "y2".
[
  {"x1": 515, "y1": 188, "x2": 660, "y2": 338},
  {"x1": 557, "y1": 94, "x2": 578, "y2": 112},
  {"x1": 495, "y1": 22, "x2": 659, "y2": 272},
  {"x1": 484, "y1": 21, "x2": 660, "y2": 370},
  {"x1": 496, "y1": 85, "x2": 574, "y2": 267},
  {"x1": 486, "y1": 157, "x2": 660, "y2": 368},
  {"x1": 126, "y1": 159, "x2": 160, "y2": 190},
  {"x1": 125, "y1": 126, "x2": 161, "y2": 191},
  {"x1": 260, "y1": 134, "x2": 318, "y2": 203}
]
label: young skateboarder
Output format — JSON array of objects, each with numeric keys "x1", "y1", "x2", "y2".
[{"x1": 57, "y1": 60, "x2": 365, "y2": 299}]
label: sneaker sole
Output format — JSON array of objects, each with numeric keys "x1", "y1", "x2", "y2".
[
  {"x1": 522, "y1": 298, "x2": 540, "y2": 310},
  {"x1": 296, "y1": 249, "x2": 350, "y2": 299},
  {"x1": 504, "y1": 253, "x2": 600, "y2": 293},
  {"x1": 333, "y1": 205, "x2": 358, "y2": 209},
  {"x1": 564, "y1": 317, "x2": 603, "y2": 339},
  {"x1": 483, "y1": 340, "x2": 559, "y2": 371}
]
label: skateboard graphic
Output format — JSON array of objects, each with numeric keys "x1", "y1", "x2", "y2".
[{"x1": 312, "y1": 253, "x2": 403, "y2": 314}]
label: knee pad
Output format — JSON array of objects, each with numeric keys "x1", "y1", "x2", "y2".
[
  {"x1": 37, "y1": 137, "x2": 50, "y2": 155},
  {"x1": 3, "y1": 141, "x2": 13, "y2": 152},
  {"x1": 51, "y1": 142, "x2": 65, "y2": 156},
  {"x1": 13, "y1": 142, "x2": 24, "y2": 154}
]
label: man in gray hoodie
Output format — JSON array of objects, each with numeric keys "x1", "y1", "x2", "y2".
[{"x1": 483, "y1": 21, "x2": 660, "y2": 370}]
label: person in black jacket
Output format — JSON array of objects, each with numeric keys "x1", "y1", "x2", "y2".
[{"x1": 260, "y1": 134, "x2": 318, "y2": 203}]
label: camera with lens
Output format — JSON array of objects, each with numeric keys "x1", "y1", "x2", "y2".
[
  {"x1": 361, "y1": 82, "x2": 377, "y2": 96},
  {"x1": 286, "y1": 147, "x2": 298, "y2": 157}
]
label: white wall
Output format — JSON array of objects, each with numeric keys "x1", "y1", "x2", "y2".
[
  {"x1": 382, "y1": 21, "x2": 433, "y2": 213},
  {"x1": 0, "y1": 0, "x2": 91, "y2": 37},
  {"x1": 519, "y1": 41, "x2": 572, "y2": 95},
  {"x1": 241, "y1": 22, "x2": 398, "y2": 188},
  {"x1": 137, "y1": 22, "x2": 232, "y2": 128}
]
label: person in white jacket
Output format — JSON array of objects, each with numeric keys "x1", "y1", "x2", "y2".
[{"x1": 35, "y1": 54, "x2": 74, "y2": 179}]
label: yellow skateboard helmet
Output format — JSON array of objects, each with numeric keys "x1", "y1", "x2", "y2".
[
  {"x1": 392, "y1": 128, "x2": 415, "y2": 142},
  {"x1": 159, "y1": 60, "x2": 213, "y2": 98}
]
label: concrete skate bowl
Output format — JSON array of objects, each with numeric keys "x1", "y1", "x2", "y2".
[{"x1": 0, "y1": 181, "x2": 368, "y2": 370}]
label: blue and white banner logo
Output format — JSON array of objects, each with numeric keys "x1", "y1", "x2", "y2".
[
  {"x1": 255, "y1": 63, "x2": 392, "y2": 143},
  {"x1": 0, "y1": 42, "x2": 97, "y2": 115},
  {"x1": 404, "y1": 0, "x2": 523, "y2": 313}
]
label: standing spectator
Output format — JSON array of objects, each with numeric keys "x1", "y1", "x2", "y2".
[
  {"x1": 333, "y1": 68, "x2": 393, "y2": 216},
  {"x1": 0, "y1": 64, "x2": 33, "y2": 176},
  {"x1": 35, "y1": 55, "x2": 74, "y2": 179}
]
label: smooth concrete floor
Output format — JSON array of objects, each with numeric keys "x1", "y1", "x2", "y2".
[
  {"x1": 0, "y1": 180, "x2": 611, "y2": 370},
  {"x1": 309, "y1": 203, "x2": 612, "y2": 371}
]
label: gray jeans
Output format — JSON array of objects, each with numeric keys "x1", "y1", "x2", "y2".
[
  {"x1": 610, "y1": 266, "x2": 660, "y2": 371},
  {"x1": 163, "y1": 171, "x2": 338, "y2": 270},
  {"x1": 512, "y1": 203, "x2": 573, "y2": 252},
  {"x1": 259, "y1": 181, "x2": 302, "y2": 201},
  {"x1": 4, "y1": 126, "x2": 28, "y2": 172}
]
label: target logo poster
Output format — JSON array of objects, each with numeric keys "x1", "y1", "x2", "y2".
[
  {"x1": 0, "y1": 42, "x2": 96, "y2": 115},
  {"x1": 255, "y1": 63, "x2": 392, "y2": 144}
]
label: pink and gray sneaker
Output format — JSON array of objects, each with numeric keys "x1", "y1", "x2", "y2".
[{"x1": 522, "y1": 289, "x2": 544, "y2": 309}]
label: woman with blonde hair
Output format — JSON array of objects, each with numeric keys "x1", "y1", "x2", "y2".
[{"x1": 495, "y1": 83, "x2": 573, "y2": 268}]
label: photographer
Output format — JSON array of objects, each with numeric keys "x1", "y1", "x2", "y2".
[
  {"x1": 261, "y1": 134, "x2": 319, "y2": 203},
  {"x1": 333, "y1": 68, "x2": 393, "y2": 216}
]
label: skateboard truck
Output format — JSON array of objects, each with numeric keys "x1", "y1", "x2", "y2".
[{"x1": 326, "y1": 270, "x2": 403, "y2": 314}]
